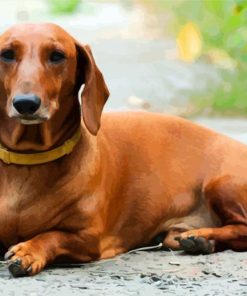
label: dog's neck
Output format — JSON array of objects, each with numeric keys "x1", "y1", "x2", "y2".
[{"x1": 0, "y1": 100, "x2": 81, "y2": 153}]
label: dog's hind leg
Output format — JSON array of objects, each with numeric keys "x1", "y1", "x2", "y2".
[{"x1": 176, "y1": 175, "x2": 247, "y2": 253}]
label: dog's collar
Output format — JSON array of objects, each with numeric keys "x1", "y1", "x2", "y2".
[{"x1": 0, "y1": 127, "x2": 81, "y2": 165}]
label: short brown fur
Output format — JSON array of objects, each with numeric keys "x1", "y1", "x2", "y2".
[{"x1": 0, "y1": 23, "x2": 246, "y2": 276}]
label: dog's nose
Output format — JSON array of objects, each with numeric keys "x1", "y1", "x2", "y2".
[{"x1": 13, "y1": 94, "x2": 41, "y2": 115}]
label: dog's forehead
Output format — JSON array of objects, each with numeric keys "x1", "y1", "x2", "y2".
[{"x1": 0, "y1": 23, "x2": 76, "y2": 48}]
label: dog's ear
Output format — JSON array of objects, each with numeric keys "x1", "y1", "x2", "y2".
[{"x1": 75, "y1": 43, "x2": 109, "y2": 135}]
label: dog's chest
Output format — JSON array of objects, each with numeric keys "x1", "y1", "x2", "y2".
[{"x1": 0, "y1": 171, "x2": 69, "y2": 246}]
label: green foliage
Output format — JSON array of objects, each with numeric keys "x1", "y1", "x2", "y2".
[
  {"x1": 142, "y1": 0, "x2": 247, "y2": 115},
  {"x1": 191, "y1": 67, "x2": 247, "y2": 116},
  {"x1": 157, "y1": 0, "x2": 247, "y2": 63},
  {"x1": 47, "y1": 0, "x2": 81, "y2": 14}
]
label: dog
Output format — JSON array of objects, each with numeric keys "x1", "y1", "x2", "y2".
[{"x1": 0, "y1": 23, "x2": 246, "y2": 277}]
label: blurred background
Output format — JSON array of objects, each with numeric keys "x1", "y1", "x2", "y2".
[{"x1": 0, "y1": 0, "x2": 247, "y2": 138}]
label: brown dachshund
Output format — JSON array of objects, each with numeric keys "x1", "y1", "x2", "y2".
[{"x1": 0, "y1": 23, "x2": 246, "y2": 277}]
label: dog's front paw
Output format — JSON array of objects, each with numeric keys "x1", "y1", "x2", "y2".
[{"x1": 4, "y1": 242, "x2": 47, "y2": 277}]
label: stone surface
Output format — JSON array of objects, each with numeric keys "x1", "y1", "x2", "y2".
[{"x1": 0, "y1": 249, "x2": 247, "y2": 295}]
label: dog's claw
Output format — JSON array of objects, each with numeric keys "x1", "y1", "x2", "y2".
[
  {"x1": 179, "y1": 236, "x2": 215, "y2": 254},
  {"x1": 8, "y1": 258, "x2": 28, "y2": 277},
  {"x1": 180, "y1": 237, "x2": 197, "y2": 252},
  {"x1": 27, "y1": 266, "x2": 32, "y2": 275},
  {"x1": 4, "y1": 251, "x2": 14, "y2": 261}
]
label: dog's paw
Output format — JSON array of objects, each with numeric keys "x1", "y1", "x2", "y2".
[
  {"x1": 175, "y1": 236, "x2": 215, "y2": 254},
  {"x1": 4, "y1": 242, "x2": 46, "y2": 277}
]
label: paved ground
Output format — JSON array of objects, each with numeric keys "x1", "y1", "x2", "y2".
[
  {"x1": 0, "y1": 1, "x2": 246, "y2": 295},
  {"x1": 0, "y1": 248, "x2": 246, "y2": 295}
]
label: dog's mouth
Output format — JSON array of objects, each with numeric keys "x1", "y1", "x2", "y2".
[{"x1": 14, "y1": 115, "x2": 48, "y2": 125}]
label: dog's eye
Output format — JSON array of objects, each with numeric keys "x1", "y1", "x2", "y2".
[
  {"x1": 0, "y1": 49, "x2": 15, "y2": 62},
  {"x1": 49, "y1": 51, "x2": 66, "y2": 64}
]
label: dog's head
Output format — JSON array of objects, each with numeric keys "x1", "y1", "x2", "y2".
[{"x1": 0, "y1": 23, "x2": 109, "y2": 135}]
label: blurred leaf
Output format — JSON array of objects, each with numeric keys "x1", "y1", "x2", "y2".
[
  {"x1": 47, "y1": 0, "x2": 80, "y2": 14},
  {"x1": 177, "y1": 22, "x2": 202, "y2": 62},
  {"x1": 206, "y1": 49, "x2": 237, "y2": 69},
  {"x1": 233, "y1": 0, "x2": 247, "y2": 14}
]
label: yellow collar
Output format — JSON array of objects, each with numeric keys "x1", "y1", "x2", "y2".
[{"x1": 0, "y1": 127, "x2": 81, "y2": 165}]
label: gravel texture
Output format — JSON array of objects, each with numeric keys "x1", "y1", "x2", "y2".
[{"x1": 0, "y1": 249, "x2": 246, "y2": 296}]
